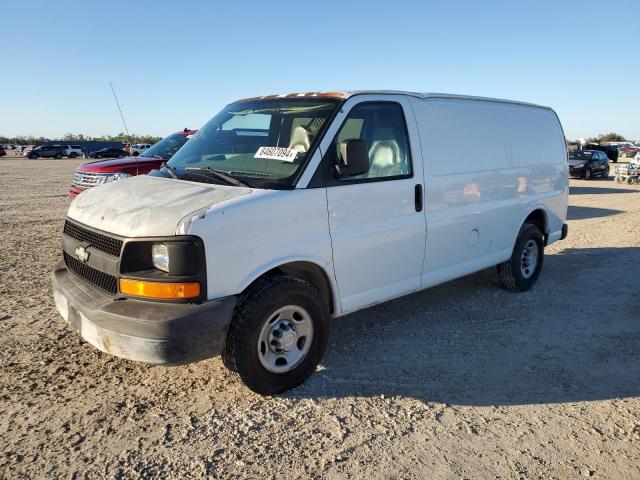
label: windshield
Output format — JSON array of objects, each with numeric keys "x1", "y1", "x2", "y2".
[
  {"x1": 142, "y1": 133, "x2": 191, "y2": 159},
  {"x1": 569, "y1": 150, "x2": 594, "y2": 160},
  {"x1": 162, "y1": 98, "x2": 341, "y2": 188}
]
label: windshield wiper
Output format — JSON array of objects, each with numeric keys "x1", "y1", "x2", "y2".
[
  {"x1": 160, "y1": 162, "x2": 178, "y2": 179},
  {"x1": 184, "y1": 166, "x2": 247, "y2": 187},
  {"x1": 148, "y1": 154, "x2": 166, "y2": 159}
]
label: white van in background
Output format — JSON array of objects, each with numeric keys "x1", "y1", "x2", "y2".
[
  {"x1": 52, "y1": 91, "x2": 569, "y2": 394},
  {"x1": 131, "y1": 143, "x2": 151, "y2": 156}
]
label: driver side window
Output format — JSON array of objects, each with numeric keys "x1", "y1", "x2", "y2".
[{"x1": 331, "y1": 102, "x2": 412, "y2": 181}]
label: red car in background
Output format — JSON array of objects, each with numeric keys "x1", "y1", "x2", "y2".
[{"x1": 69, "y1": 129, "x2": 196, "y2": 199}]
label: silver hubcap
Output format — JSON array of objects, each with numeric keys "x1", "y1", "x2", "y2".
[
  {"x1": 257, "y1": 305, "x2": 313, "y2": 373},
  {"x1": 520, "y1": 239, "x2": 539, "y2": 279}
]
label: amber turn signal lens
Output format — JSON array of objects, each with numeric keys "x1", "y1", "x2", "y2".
[{"x1": 119, "y1": 279, "x2": 200, "y2": 299}]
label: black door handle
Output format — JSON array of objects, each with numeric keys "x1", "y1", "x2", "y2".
[{"x1": 415, "y1": 184, "x2": 423, "y2": 212}]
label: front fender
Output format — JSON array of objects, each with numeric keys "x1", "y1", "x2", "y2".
[{"x1": 235, "y1": 256, "x2": 341, "y2": 315}]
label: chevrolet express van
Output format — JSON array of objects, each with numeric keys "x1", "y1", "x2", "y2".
[{"x1": 52, "y1": 91, "x2": 569, "y2": 394}]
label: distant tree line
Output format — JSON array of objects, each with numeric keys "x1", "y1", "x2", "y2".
[
  {"x1": 574, "y1": 132, "x2": 629, "y2": 144},
  {"x1": 0, "y1": 132, "x2": 162, "y2": 145}
]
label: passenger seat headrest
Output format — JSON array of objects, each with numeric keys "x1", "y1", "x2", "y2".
[{"x1": 288, "y1": 125, "x2": 313, "y2": 154}]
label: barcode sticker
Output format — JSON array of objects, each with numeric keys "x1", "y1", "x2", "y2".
[{"x1": 254, "y1": 146, "x2": 298, "y2": 162}]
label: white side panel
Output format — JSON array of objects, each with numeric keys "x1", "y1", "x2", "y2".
[
  {"x1": 186, "y1": 188, "x2": 338, "y2": 309},
  {"x1": 411, "y1": 97, "x2": 568, "y2": 285}
]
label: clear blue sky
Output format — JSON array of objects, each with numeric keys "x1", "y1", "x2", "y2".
[{"x1": 2, "y1": 0, "x2": 639, "y2": 140}]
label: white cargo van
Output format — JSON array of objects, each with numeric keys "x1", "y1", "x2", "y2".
[{"x1": 52, "y1": 91, "x2": 568, "y2": 394}]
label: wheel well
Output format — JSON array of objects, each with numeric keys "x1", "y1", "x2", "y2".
[
  {"x1": 248, "y1": 262, "x2": 335, "y2": 314},
  {"x1": 525, "y1": 209, "x2": 548, "y2": 244}
]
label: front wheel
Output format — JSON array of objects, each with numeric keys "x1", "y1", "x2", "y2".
[
  {"x1": 584, "y1": 168, "x2": 591, "y2": 180},
  {"x1": 497, "y1": 223, "x2": 544, "y2": 292},
  {"x1": 223, "y1": 275, "x2": 329, "y2": 395},
  {"x1": 602, "y1": 167, "x2": 609, "y2": 179},
  {"x1": 69, "y1": 152, "x2": 77, "y2": 158}
]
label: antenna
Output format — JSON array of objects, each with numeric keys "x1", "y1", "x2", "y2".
[{"x1": 109, "y1": 81, "x2": 130, "y2": 139}]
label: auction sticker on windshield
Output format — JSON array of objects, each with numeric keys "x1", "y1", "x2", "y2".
[{"x1": 254, "y1": 146, "x2": 298, "y2": 162}]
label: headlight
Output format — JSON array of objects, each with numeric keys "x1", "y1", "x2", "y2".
[
  {"x1": 97, "y1": 172, "x2": 129, "y2": 184},
  {"x1": 152, "y1": 243, "x2": 169, "y2": 272}
]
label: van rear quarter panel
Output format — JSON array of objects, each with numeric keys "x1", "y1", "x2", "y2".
[{"x1": 410, "y1": 97, "x2": 567, "y2": 287}]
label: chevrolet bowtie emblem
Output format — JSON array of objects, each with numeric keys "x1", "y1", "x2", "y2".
[{"x1": 74, "y1": 245, "x2": 90, "y2": 263}]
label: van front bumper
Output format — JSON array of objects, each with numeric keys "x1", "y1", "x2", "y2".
[{"x1": 51, "y1": 262, "x2": 236, "y2": 364}]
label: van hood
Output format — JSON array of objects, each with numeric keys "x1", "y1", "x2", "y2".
[{"x1": 67, "y1": 175, "x2": 252, "y2": 237}]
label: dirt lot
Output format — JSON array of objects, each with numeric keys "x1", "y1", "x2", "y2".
[{"x1": 1, "y1": 157, "x2": 639, "y2": 479}]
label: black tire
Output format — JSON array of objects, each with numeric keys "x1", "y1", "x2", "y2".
[
  {"x1": 28, "y1": 154, "x2": 37, "y2": 159},
  {"x1": 602, "y1": 167, "x2": 609, "y2": 179},
  {"x1": 69, "y1": 152, "x2": 77, "y2": 158},
  {"x1": 223, "y1": 274, "x2": 330, "y2": 395},
  {"x1": 497, "y1": 223, "x2": 544, "y2": 292},
  {"x1": 96, "y1": 154, "x2": 102, "y2": 159},
  {"x1": 54, "y1": 153, "x2": 62, "y2": 159},
  {"x1": 584, "y1": 168, "x2": 591, "y2": 180}
]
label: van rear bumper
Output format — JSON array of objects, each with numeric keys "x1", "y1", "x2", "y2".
[{"x1": 51, "y1": 262, "x2": 236, "y2": 364}]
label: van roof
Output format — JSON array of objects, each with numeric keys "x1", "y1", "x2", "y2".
[{"x1": 235, "y1": 91, "x2": 551, "y2": 110}]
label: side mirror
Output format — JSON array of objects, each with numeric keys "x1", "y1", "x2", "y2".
[{"x1": 335, "y1": 139, "x2": 369, "y2": 177}]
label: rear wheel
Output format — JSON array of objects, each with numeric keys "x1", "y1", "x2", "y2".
[
  {"x1": 627, "y1": 176, "x2": 634, "y2": 185},
  {"x1": 54, "y1": 153, "x2": 62, "y2": 159},
  {"x1": 223, "y1": 275, "x2": 329, "y2": 395},
  {"x1": 584, "y1": 168, "x2": 591, "y2": 180},
  {"x1": 497, "y1": 223, "x2": 544, "y2": 292},
  {"x1": 602, "y1": 167, "x2": 609, "y2": 179},
  {"x1": 69, "y1": 152, "x2": 77, "y2": 158}
]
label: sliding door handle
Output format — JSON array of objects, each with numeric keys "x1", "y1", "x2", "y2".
[{"x1": 414, "y1": 184, "x2": 423, "y2": 212}]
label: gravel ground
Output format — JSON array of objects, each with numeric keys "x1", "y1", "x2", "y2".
[{"x1": 1, "y1": 157, "x2": 639, "y2": 479}]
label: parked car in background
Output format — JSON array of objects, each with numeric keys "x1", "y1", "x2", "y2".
[
  {"x1": 69, "y1": 129, "x2": 197, "y2": 198},
  {"x1": 131, "y1": 143, "x2": 151, "y2": 156},
  {"x1": 63, "y1": 145, "x2": 84, "y2": 158},
  {"x1": 569, "y1": 150, "x2": 609, "y2": 179},
  {"x1": 0, "y1": 145, "x2": 5, "y2": 157},
  {"x1": 621, "y1": 145, "x2": 640, "y2": 158},
  {"x1": 27, "y1": 145, "x2": 68, "y2": 159},
  {"x1": 88, "y1": 147, "x2": 127, "y2": 159}
]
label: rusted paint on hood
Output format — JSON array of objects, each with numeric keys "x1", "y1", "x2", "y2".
[{"x1": 67, "y1": 175, "x2": 252, "y2": 237}]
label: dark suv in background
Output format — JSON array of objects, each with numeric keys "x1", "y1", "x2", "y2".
[
  {"x1": 27, "y1": 145, "x2": 68, "y2": 159},
  {"x1": 569, "y1": 150, "x2": 610, "y2": 179},
  {"x1": 583, "y1": 143, "x2": 618, "y2": 163}
]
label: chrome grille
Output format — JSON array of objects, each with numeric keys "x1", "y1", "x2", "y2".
[{"x1": 73, "y1": 171, "x2": 102, "y2": 188}]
